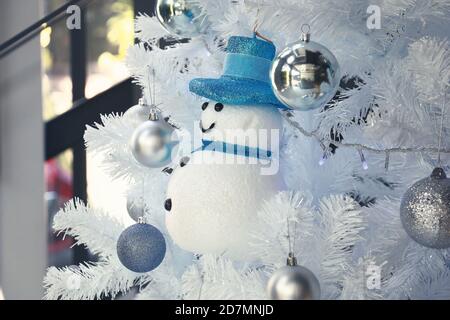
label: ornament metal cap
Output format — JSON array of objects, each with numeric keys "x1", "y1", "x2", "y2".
[
  {"x1": 137, "y1": 216, "x2": 146, "y2": 224},
  {"x1": 287, "y1": 252, "x2": 298, "y2": 266},
  {"x1": 431, "y1": 167, "x2": 447, "y2": 179},
  {"x1": 300, "y1": 24, "x2": 311, "y2": 42},
  {"x1": 148, "y1": 108, "x2": 160, "y2": 121}
]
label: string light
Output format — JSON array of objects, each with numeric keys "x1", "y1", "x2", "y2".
[
  {"x1": 283, "y1": 112, "x2": 450, "y2": 169},
  {"x1": 385, "y1": 152, "x2": 390, "y2": 171},
  {"x1": 318, "y1": 152, "x2": 327, "y2": 166},
  {"x1": 358, "y1": 149, "x2": 369, "y2": 170}
]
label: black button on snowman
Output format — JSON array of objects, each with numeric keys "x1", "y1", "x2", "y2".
[{"x1": 164, "y1": 36, "x2": 286, "y2": 259}]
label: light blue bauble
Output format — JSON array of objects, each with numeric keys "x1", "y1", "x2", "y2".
[{"x1": 117, "y1": 223, "x2": 166, "y2": 273}]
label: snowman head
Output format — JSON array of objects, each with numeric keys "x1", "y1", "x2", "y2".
[{"x1": 199, "y1": 101, "x2": 282, "y2": 148}]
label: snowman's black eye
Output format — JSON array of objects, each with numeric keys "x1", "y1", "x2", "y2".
[
  {"x1": 215, "y1": 103, "x2": 224, "y2": 112},
  {"x1": 164, "y1": 199, "x2": 172, "y2": 211},
  {"x1": 180, "y1": 157, "x2": 190, "y2": 167},
  {"x1": 202, "y1": 102, "x2": 209, "y2": 111}
]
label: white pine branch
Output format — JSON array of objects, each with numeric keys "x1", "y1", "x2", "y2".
[
  {"x1": 53, "y1": 199, "x2": 124, "y2": 258},
  {"x1": 383, "y1": 243, "x2": 450, "y2": 299},
  {"x1": 44, "y1": 259, "x2": 139, "y2": 300},
  {"x1": 134, "y1": 14, "x2": 170, "y2": 43},
  {"x1": 407, "y1": 37, "x2": 450, "y2": 104},
  {"x1": 249, "y1": 191, "x2": 315, "y2": 266},
  {"x1": 181, "y1": 255, "x2": 267, "y2": 300},
  {"x1": 410, "y1": 268, "x2": 450, "y2": 300},
  {"x1": 340, "y1": 256, "x2": 385, "y2": 300},
  {"x1": 381, "y1": 0, "x2": 450, "y2": 20},
  {"x1": 311, "y1": 195, "x2": 365, "y2": 299}
]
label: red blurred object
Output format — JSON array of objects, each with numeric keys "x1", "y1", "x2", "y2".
[
  {"x1": 48, "y1": 237, "x2": 74, "y2": 254},
  {"x1": 45, "y1": 159, "x2": 74, "y2": 262},
  {"x1": 45, "y1": 159, "x2": 72, "y2": 200}
]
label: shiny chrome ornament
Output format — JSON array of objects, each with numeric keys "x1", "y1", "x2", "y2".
[
  {"x1": 127, "y1": 195, "x2": 149, "y2": 222},
  {"x1": 267, "y1": 253, "x2": 321, "y2": 300},
  {"x1": 130, "y1": 107, "x2": 178, "y2": 168},
  {"x1": 156, "y1": 0, "x2": 209, "y2": 38},
  {"x1": 270, "y1": 25, "x2": 340, "y2": 111},
  {"x1": 400, "y1": 167, "x2": 450, "y2": 249}
]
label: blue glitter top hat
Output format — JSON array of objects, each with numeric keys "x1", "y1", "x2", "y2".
[{"x1": 189, "y1": 36, "x2": 284, "y2": 108}]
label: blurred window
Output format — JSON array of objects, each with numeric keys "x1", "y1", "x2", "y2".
[
  {"x1": 41, "y1": 0, "x2": 133, "y2": 120},
  {"x1": 41, "y1": 0, "x2": 72, "y2": 121},
  {"x1": 41, "y1": 0, "x2": 135, "y2": 268},
  {"x1": 86, "y1": 0, "x2": 133, "y2": 98}
]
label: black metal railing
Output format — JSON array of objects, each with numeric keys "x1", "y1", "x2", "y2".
[{"x1": 0, "y1": 0, "x2": 87, "y2": 59}]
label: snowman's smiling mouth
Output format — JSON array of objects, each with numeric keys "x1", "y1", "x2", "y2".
[{"x1": 200, "y1": 121, "x2": 216, "y2": 133}]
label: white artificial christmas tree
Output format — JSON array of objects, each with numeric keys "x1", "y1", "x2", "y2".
[{"x1": 44, "y1": 0, "x2": 450, "y2": 300}]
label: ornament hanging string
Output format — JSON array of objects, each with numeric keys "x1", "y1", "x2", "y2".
[
  {"x1": 147, "y1": 65, "x2": 157, "y2": 106},
  {"x1": 253, "y1": 25, "x2": 273, "y2": 43},
  {"x1": 437, "y1": 93, "x2": 448, "y2": 165},
  {"x1": 286, "y1": 193, "x2": 302, "y2": 261},
  {"x1": 145, "y1": 66, "x2": 164, "y2": 113},
  {"x1": 287, "y1": 217, "x2": 293, "y2": 255},
  {"x1": 251, "y1": 2, "x2": 273, "y2": 43},
  {"x1": 141, "y1": 177, "x2": 145, "y2": 220},
  {"x1": 196, "y1": 263, "x2": 205, "y2": 300}
]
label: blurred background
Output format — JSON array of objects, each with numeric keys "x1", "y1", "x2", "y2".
[
  {"x1": 42, "y1": 0, "x2": 134, "y2": 270},
  {"x1": 0, "y1": 0, "x2": 155, "y2": 299}
]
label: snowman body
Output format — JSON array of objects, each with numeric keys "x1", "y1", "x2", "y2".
[{"x1": 165, "y1": 102, "x2": 284, "y2": 259}]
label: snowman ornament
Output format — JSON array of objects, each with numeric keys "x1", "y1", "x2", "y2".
[{"x1": 165, "y1": 36, "x2": 286, "y2": 259}]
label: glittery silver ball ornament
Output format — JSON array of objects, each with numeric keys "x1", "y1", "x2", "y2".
[
  {"x1": 267, "y1": 254, "x2": 321, "y2": 300},
  {"x1": 156, "y1": 0, "x2": 209, "y2": 38},
  {"x1": 117, "y1": 221, "x2": 166, "y2": 273},
  {"x1": 126, "y1": 195, "x2": 149, "y2": 222},
  {"x1": 400, "y1": 167, "x2": 450, "y2": 249},
  {"x1": 123, "y1": 98, "x2": 152, "y2": 127},
  {"x1": 130, "y1": 108, "x2": 178, "y2": 168},
  {"x1": 270, "y1": 29, "x2": 340, "y2": 111}
]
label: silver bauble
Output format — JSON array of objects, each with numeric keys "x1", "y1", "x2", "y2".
[
  {"x1": 400, "y1": 167, "x2": 450, "y2": 249},
  {"x1": 270, "y1": 32, "x2": 340, "y2": 111},
  {"x1": 156, "y1": 0, "x2": 209, "y2": 38},
  {"x1": 126, "y1": 195, "x2": 149, "y2": 222},
  {"x1": 130, "y1": 109, "x2": 178, "y2": 168},
  {"x1": 123, "y1": 98, "x2": 152, "y2": 127},
  {"x1": 267, "y1": 256, "x2": 321, "y2": 300}
]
